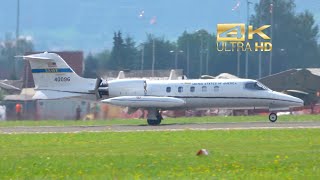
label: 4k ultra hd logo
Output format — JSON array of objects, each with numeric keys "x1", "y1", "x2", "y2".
[{"x1": 217, "y1": 24, "x2": 272, "y2": 51}]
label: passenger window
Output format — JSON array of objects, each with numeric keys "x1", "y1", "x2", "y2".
[
  {"x1": 166, "y1": 87, "x2": 171, "y2": 93},
  {"x1": 190, "y1": 86, "x2": 195, "y2": 93},
  {"x1": 202, "y1": 86, "x2": 207, "y2": 92},
  {"x1": 178, "y1": 86, "x2": 183, "y2": 93},
  {"x1": 214, "y1": 86, "x2": 219, "y2": 92}
]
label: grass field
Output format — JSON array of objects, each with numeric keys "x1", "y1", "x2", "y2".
[
  {"x1": 0, "y1": 129, "x2": 319, "y2": 179},
  {"x1": 0, "y1": 114, "x2": 320, "y2": 127}
]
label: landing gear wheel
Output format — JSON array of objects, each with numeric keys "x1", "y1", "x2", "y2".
[
  {"x1": 269, "y1": 113, "x2": 277, "y2": 122},
  {"x1": 147, "y1": 118, "x2": 161, "y2": 126},
  {"x1": 146, "y1": 109, "x2": 163, "y2": 126}
]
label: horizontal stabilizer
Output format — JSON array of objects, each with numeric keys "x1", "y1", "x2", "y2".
[{"x1": 19, "y1": 54, "x2": 52, "y2": 61}]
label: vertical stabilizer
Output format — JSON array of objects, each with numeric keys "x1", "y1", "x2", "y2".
[{"x1": 23, "y1": 52, "x2": 95, "y2": 93}]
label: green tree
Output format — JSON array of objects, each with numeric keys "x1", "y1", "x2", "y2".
[
  {"x1": 83, "y1": 53, "x2": 99, "y2": 78},
  {"x1": 109, "y1": 31, "x2": 125, "y2": 70},
  {"x1": 142, "y1": 34, "x2": 175, "y2": 71},
  {"x1": 96, "y1": 49, "x2": 111, "y2": 71},
  {"x1": 0, "y1": 35, "x2": 33, "y2": 80},
  {"x1": 123, "y1": 36, "x2": 139, "y2": 70},
  {"x1": 177, "y1": 30, "x2": 237, "y2": 78},
  {"x1": 251, "y1": 0, "x2": 319, "y2": 76},
  {"x1": 109, "y1": 31, "x2": 140, "y2": 70},
  {"x1": 84, "y1": 50, "x2": 111, "y2": 78}
]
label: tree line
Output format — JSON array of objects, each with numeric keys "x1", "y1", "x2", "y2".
[
  {"x1": 0, "y1": 34, "x2": 33, "y2": 80},
  {"x1": 84, "y1": 0, "x2": 320, "y2": 79},
  {"x1": 0, "y1": 0, "x2": 318, "y2": 80}
]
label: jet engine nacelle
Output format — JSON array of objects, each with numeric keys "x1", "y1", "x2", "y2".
[{"x1": 108, "y1": 79, "x2": 146, "y2": 97}]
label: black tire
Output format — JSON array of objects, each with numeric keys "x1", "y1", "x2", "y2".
[
  {"x1": 269, "y1": 113, "x2": 277, "y2": 122},
  {"x1": 147, "y1": 119, "x2": 161, "y2": 126}
]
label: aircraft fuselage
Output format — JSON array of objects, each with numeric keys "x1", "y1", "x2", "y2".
[{"x1": 104, "y1": 79, "x2": 303, "y2": 111}]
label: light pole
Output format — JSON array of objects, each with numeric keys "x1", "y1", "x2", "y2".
[
  {"x1": 152, "y1": 37, "x2": 155, "y2": 77},
  {"x1": 13, "y1": 0, "x2": 20, "y2": 80},
  {"x1": 245, "y1": 0, "x2": 252, "y2": 78},
  {"x1": 186, "y1": 38, "x2": 190, "y2": 77},
  {"x1": 16, "y1": 0, "x2": 20, "y2": 40},
  {"x1": 205, "y1": 40, "x2": 209, "y2": 75},
  {"x1": 258, "y1": 37, "x2": 262, "y2": 78},
  {"x1": 170, "y1": 49, "x2": 184, "y2": 69},
  {"x1": 237, "y1": 50, "x2": 241, "y2": 77},
  {"x1": 234, "y1": 1, "x2": 241, "y2": 77},
  {"x1": 199, "y1": 34, "x2": 203, "y2": 76},
  {"x1": 139, "y1": 44, "x2": 145, "y2": 71},
  {"x1": 269, "y1": 0, "x2": 274, "y2": 75},
  {"x1": 258, "y1": 14, "x2": 262, "y2": 79}
]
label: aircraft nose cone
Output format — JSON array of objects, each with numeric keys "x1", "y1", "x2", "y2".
[
  {"x1": 288, "y1": 95, "x2": 304, "y2": 107},
  {"x1": 296, "y1": 97, "x2": 304, "y2": 106},
  {"x1": 273, "y1": 91, "x2": 304, "y2": 108}
]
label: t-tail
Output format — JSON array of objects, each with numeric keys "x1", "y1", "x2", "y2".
[{"x1": 22, "y1": 52, "x2": 97, "y2": 99}]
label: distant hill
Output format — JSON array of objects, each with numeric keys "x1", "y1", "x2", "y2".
[{"x1": 0, "y1": 0, "x2": 319, "y2": 53}]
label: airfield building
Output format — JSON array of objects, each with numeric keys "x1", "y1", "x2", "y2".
[{"x1": 259, "y1": 68, "x2": 320, "y2": 106}]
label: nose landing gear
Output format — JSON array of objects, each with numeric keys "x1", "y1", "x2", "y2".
[{"x1": 269, "y1": 113, "x2": 277, "y2": 122}]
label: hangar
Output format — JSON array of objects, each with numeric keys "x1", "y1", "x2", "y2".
[{"x1": 259, "y1": 68, "x2": 320, "y2": 106}]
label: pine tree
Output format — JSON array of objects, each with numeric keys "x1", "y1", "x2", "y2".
[{"x1": 83, "y1": 53, "x2": 98, "y2": 78}]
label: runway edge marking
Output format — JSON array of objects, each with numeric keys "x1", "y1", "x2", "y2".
[{"x1": 1, "y1": 126, "x2": 320, "y2": 134}]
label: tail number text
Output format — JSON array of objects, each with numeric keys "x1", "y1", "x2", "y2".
[{"x1": 54, "y1": 77, "x2": 70, "y2": 82}]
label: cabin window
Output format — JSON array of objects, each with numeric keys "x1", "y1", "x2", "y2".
[
  {"x1": 214, "y1": 86, "x2": 219, "y2": 92},
  {"x1": 202, "y1": 86, "x2": 207, "y2": 92},
  {"x1": 178, "y1": 86, "x2": 183, "y2": 93},
  {"x1": 245, "y1": 82, "x2": 267, "y2": 90},
  {"x1": 190, "y1": 86, "x2": 195, "y2": 93},
  {"x1": 166, "y1": 87, "x2": 171, "y2": 93}
]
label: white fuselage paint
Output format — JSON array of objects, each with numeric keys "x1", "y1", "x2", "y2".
[
  {"x1": 105, "y1": 78, "x2": 303, "y2": 111},
  {"x1": 23, "y1": 52, "x2": 303, "y2": 111}
]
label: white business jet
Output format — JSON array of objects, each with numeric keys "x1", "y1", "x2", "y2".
[{"x1": 22, "y1": 52, "x2": 303, "y2": 125}]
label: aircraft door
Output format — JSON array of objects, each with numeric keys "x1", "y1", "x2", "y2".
[
  {"x1": 143, "y1": 80, "x2": 147, "y2": 95},
  {"x1": 185, "y1": 84, "x2": 193, "y2": 97},
  {"x1": 181, "y1": 83, "x2": 191, "y2": 106}
]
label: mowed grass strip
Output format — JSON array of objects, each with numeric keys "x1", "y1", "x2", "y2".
[
  {"x1": 1, "y1": 114, "x2": 320, "y2": 127},
  {"x1": 0, "y1": 129, "x2": 319, "y2": 179}
]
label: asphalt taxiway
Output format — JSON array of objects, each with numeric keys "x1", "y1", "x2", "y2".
[{"x1": 0, "y1": 121, "x2": 320, "y2": 134}]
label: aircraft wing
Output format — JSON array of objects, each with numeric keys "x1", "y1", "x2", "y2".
[{"x1": 101, "y1": 96, "x2": 185, "y2": 108}]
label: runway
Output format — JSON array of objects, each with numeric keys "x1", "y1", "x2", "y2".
[{"x1": 1, "y1": 121, "x2": 320, "y2": 134}]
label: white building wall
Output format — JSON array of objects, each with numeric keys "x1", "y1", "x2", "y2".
[{"x1": 37, "y1": 98, "x2": 90, "y2": 120}]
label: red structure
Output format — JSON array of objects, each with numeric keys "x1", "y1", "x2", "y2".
[{"x1": 23, "y1": 51, "x2": 84, "y2": 88}]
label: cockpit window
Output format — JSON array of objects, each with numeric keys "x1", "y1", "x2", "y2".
[
  {"x1": 258, "y1": 82, "x2": 269, "y2": 90},
  {"x1": 245, "y1": 82, "x2": 268, "y2": 90}
]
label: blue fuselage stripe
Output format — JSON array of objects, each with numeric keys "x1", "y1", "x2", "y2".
[{"x1": 31, "y1": 68, "x2": 73, "y2": 73}]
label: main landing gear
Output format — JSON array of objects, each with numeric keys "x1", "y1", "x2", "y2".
[
  {"x1": 269, "y1": 113, "x2": 277, "y2": 122},
  {"x1": 147, "y1": 109, "x2": 163, "y2": 126}
]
